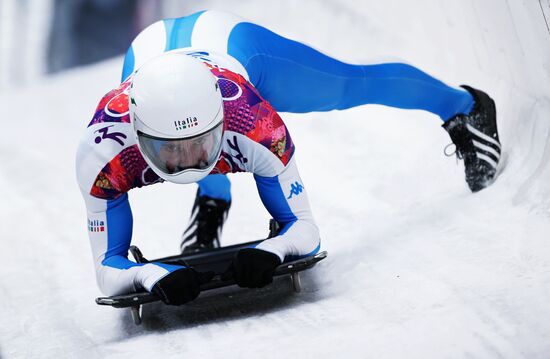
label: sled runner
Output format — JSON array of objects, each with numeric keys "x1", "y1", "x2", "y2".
[{"x1": 95, "y1": 221, "x2": 327, "y2": 325}]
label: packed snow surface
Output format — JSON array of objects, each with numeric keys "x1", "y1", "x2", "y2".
[{"x1": 1, "y1": 1, "x2": 550, "y2": 358}]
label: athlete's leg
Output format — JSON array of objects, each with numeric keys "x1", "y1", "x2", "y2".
[
  {"x1": 192, "y1": 11, "x2": 498, "y2": 192},
  {"x1": 226, "y1": 22, "x2": 473, "y2": 120},
  {"x1": 196, "y1": 174, "x2": 231, "y2": 201},
  {"x1": 120, "y1": 19, "x2": 170, "y2": 82}
]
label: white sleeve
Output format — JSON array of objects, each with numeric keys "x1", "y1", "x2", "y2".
[
  {"x1": 76, "y1": 133, "x2": 184, "y2": 297},
  {"x1": 252, "y1": 157, "x2": 320, "y2": 262}
]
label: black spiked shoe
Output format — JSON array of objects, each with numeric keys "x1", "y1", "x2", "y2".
[
  {"x1": 180, "y1": 191, "x2": 231, "y2": 254},
  {"x1": 443, "y1": 85, "x2": 502, "y2": 192}
]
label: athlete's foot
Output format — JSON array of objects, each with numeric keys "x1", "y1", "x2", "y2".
[
  {"x1": 443, "y1": 85, "x2": 502, "y2": 192},
  {"x1": 180, "y1": 191, "x2": 231, "y2": 253}
]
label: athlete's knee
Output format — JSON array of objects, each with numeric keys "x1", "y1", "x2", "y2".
[{"x1": 198, "y1": 174, "x2": 232, "y2": 201}]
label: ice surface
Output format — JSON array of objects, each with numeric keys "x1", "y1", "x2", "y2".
[{"x1": 1, "y1": 1, "x2": 550, "y2": 358}]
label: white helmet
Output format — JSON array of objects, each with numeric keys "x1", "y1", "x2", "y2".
[{"x1": 129, "y1": 51, "x2": 224, "y2": 184}]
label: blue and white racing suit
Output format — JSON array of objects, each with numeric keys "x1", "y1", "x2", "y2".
[{"x1": 77, "y1": 10, "x2": 475, "y2": 296}]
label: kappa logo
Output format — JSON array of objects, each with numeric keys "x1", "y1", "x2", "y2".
[
  {"x1": 174, "y1": 117, "x2": 199, "y2": 131},
  {"x1": 287, "y1": 181, "x2": 304, "y2": 199},
  {"x1": 94, "y1": 125, "x2": 127, "y2": 146},
  {"x1": 88, "y1": 219, "x2": 105, "y2": 232}
]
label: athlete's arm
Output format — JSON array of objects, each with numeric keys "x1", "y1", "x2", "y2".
[
  {"x1": 229, "y1": 155, "x2": 320, "y2": 288},
  {"x1": 214, "y1": 70, "x2": 321, "y2": 262},
  {"x1": 79, "y1": 191, "x2": 184, "y2": 296},
  {"x1": 75, "y1": 86, "x2": 186, "y2": 297},
  {"x1": 253, "y1": 157, "x2": 320, "y2": 262}
]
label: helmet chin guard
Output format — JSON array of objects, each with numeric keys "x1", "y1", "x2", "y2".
[{"x1": 129, "y1": 51, "x2": 224, "y2": 184}]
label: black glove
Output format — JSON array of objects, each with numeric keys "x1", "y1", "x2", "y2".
[
  {"x1": 151, "y1": 267, "x2": 214, "y2": 306},
  {"x1": 231, "y1": 248, "x2": 282, "y2": 288}
]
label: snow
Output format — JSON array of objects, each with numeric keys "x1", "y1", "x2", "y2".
[{"x1": 2, "y1": 0, "x2": 550, "y2": 358}]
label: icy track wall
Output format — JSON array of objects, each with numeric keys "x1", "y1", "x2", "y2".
[
  {"x1": 389, "y1": 0, "x2": 550, "y2": 212},
  {"x1": 482, "y1": 0, "x2": 550, "y2": 213}
]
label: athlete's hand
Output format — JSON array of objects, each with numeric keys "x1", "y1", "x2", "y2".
[
  {"x1": 230, "y1": 248, "x2": 282, "y2": 288},
  {"x1": 151, "y1": 267, "x2": 214, "y2": 305}
]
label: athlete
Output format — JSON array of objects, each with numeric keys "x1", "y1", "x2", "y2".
[{"x1": 76, "y1": 10, "x2": 502, "y2": 306}]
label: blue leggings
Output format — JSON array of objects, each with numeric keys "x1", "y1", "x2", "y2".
[{"x1": 124, "y1": 12, "x2": 474, "y2": 201}]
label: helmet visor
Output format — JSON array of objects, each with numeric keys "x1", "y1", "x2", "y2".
[{"x1": 137, "y1": 121, "x2": 223, "y2": 175}]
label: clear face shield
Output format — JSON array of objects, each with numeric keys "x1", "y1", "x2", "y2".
[{"x1": 137, "y1": 121, "x2": 223, "y2": 175}]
